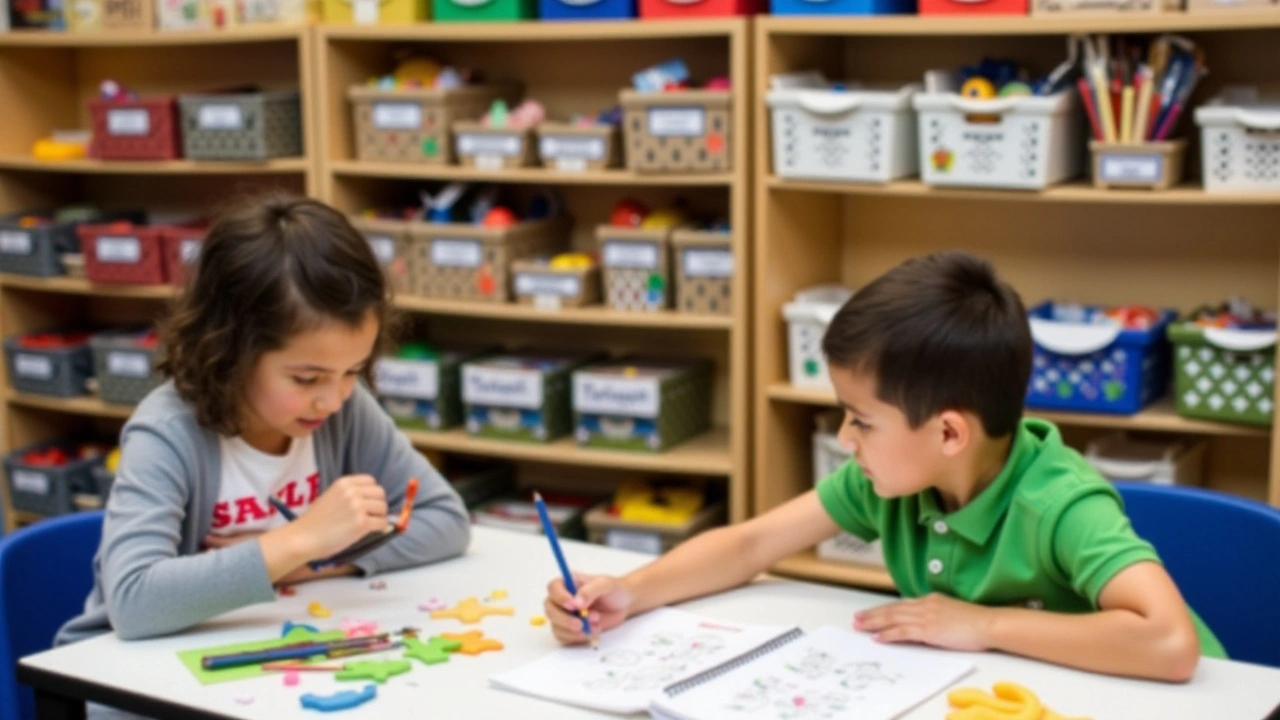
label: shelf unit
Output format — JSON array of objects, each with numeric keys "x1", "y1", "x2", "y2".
[
  {"x1": 314, "y1": 19, "x2": 751, "y2": 523},
  {"x1": 0, "y1": 27, "x2": 317, "y2": 532},
  {"x1": 753, "y1": 16, "x2": 1280, "y2": 591}
]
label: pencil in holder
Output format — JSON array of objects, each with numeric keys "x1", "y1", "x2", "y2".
[{"x1": 1089, "y1": 140, "x2": 1186, "y2": 191}]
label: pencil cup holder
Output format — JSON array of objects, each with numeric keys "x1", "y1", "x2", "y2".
[{"x1": 1089, "y1": 140, "x2": 1186, "y2": 191}]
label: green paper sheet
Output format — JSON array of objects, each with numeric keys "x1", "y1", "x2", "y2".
[{"x1": 177, "y1": 628, "x2": 346, "y2": 685}]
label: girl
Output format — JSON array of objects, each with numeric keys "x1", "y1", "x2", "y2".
[{"x1": 57, "y1": 193, "x2": 470, "y2": 647}]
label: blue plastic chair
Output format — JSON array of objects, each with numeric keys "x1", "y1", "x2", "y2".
[
  {"x1": 1115, "y1": 482, "x2": 1280, "y2": 668},
  {"x1": 0, "y1": 511, "x2": 102, "y2": 720}
]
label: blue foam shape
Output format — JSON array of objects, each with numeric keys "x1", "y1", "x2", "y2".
[
  {"x1": 300, "y1": 684, "x2": 377, "y2": 712},
  {"x1": 282, "y1": 621, "x2": 321, "y2": 638}
]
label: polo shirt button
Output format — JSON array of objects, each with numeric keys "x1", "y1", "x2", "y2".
[
  {"x1": 933, "y1": 520, "x2": 948, "y2": 534},
  {"x1": 928, "y1": 558, "x2": 944, "y2": 574}
]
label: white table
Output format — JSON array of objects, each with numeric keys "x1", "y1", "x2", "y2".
[{"x1": 19, "y1": 526, "x2": 1280, "y2": 720}]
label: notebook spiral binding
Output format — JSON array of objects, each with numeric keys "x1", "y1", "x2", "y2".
[{"x1": 660, "y1": 627, "x2": 806, "y2": 698}]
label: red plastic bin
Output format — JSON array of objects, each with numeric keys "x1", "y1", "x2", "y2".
[
  {"x1": 919, "y1": 0, "x2": 1026, "y2": 13},
  {"x1": 88, "y1": 96, "x2": 181, "y2": 161},
  {"x1": 162, "y1": 226, "x2": 206, "y2": 285},
  {"x1": 79, "y1": 223, "x2": 167, "y2": 285},
  {"x1": 639, "y1": 0, "x2": 761, "y2": 17}
]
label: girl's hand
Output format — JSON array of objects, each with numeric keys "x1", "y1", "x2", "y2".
[{"x1": 287, "y1": 474, "x2": 388, "y2": 559}]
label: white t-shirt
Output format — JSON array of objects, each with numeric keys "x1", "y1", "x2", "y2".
[{"x1": 209, "y1": 434, "x2": 319, "y2": 535}]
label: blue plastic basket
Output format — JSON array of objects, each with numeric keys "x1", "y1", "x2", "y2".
[
  {"x1": 1025, "y1": 302, "x2": 1176, "y2": 415},
  {"x1": 539, "y1": 0, "x2": 634, "y2": 19},
  {"x1": 770, "y1": 0, "x2": 914, "y2": 16}
]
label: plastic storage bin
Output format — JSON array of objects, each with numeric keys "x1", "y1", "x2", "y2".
[
  {"x1": 572, "y1": 358, "x2": 712, "y2": 452},
  {"x1": 162, "y1": 225, "x2": 205, "y2": 284},
  {"x1": 323, "y1": 0, "x2": 429, "y2": 22},
  {"x1": 585, "y1": 500, "x2": 725, "y2": 554},
  {"x1": 511, "y1": 258, "x2": 601, "y2": 309},
  {"x1": 462, "y1": 353, "x2": 600, "y2": 443},
  {"x1": 432, "y1": 0, "x2": 536, "y2": 21},
  {"x1": 350, "y1": 216, "x2": 413, "y2": 295},
  {"x1": 375, "y1": 344, "x2": 491, "y2": 431},
  {"x1": 1033, "y1": 0, "x2": 1173, "y2": 12},
  {"x1": 767, "y1": 83, "x2": 920, "y2": 183},
  {"x1": 1188, "y1": 0, "x2": 1275, "y2": 10},
  {"x1": 90, "y1": 328, "x2": 163, "y2": 405},
  {"x1": 620, "y1": 90, "x2": 732, "y2": 173},
  {"x1": 452, "y1": 122, "x2": 536, "y2": 170},
  {"x1": 178, "y1": 90, "x2": 303, "y2": 160},
  {"x1": 783, "y1": 285, "x2": 853, "y2": 390},
  {"x1": 1084, "y1": 432, "x2": 1208, "y2": 486},
  {"x1": 4, "y1": 331, "x2": 93, "y2": 397},
  {"x1": 671, "y1": 229, "x2": 733, "y2": 316},
  {"x1": 348, "y1": 84, "x2": 516, "y2": 164},
  {"x1": 0, "y1": 213, "x2": 82, "y2": 277},
  {"x1": 639, "y1": 0, "x2": 761, "y2": 16},
  {"x1": 914, "y1": 90, "x2": 1081, "y2": 190},
  {"x1": 410, "y1": 216, "x2": 568, "y2": 303},
  {"x1": 3, "y1": 440, "x2": 105, "y2": 516},
  {"x1": 539, "y1": 0, "x2": 633, "y2": 20},
  {"x1": 1196, "y1": 88, "x2": 1280, "y2": 194},
  {"x1": 1026, "y1": 302, "x2": 1176, "y2": 415},
  {"x1": 813, "y1": 414, "x2": 886, "y2": 567},
  {"x1": 79, "y1": 223, "x2": 167, "y2": 284},
  {"x1": 1169, "y1": 321, "x2": 1276, "y2": 426},
  {"x1": 597, "y1": 225, "x2": 675, "y2": 312},
  {"x1": 536, "y1": 122, "x2": 621, "y2": 172},
  {"x1": 771, "y1": 0, "x2": 912, "y2": 16},
  {"x1": 88, "y1": 96, "x2": 181, "y2": 161},
  {"x1": 919, "y1": 0, "x2": 1026, "y2": 13}
]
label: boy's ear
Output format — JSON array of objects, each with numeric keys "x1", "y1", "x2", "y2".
[{"x1": 937, "y1": 409, "x2": 971, "y2": 458}]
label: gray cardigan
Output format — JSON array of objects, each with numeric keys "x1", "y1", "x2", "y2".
[{"x1": 56, "y1": 381, "x2": 470, "y2": 645}]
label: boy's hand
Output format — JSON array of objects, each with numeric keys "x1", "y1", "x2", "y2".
[
  {"x1": 854, "y1": 593, "x2": 995, "y2": 652},
  {"x1": 286, "y1": 474, "x2": 388, "y2": 559},
  {"x1": 544, "y1": 573, "x2": 633, "y2": 645}
]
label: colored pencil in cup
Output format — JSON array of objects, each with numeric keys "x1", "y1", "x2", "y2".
[{"x1": 532, "y1": 492, "x2": 597, "y2": 650}]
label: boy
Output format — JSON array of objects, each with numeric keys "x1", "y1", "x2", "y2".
[{"x1": 544, "y1": 252, "x2": 1221, "y2": 682}]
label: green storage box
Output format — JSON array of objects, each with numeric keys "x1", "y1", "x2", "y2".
[
  {"x1": 432, "y1": 0, "x2": 536, "y2": 22},
  {"x1": 374, "y1": 343, "x2": 492, "y2": 431},
  {"x1": 1169, "y1": 322, "x2": 1276, "y2": 426},
  {"x1": 572, "y1": 358, "x2": 712, "y2": 452},
  {"x1": 462, "y1": 352, "x2": 600, "y2": 443}
]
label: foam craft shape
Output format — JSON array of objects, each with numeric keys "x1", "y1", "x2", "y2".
[
  {"x1": 429, "y1": 596, "x2": 515, "y2": 624},
  {"x1": 335, "y1": 660, "x2": 412, "y2": 684},
  {"x1": 439, "y1": 630, "x2": 504, "y2": 656},
  {"x1": 402, "y1": 636, "x2": 462, "y2": 665},
  {"x1": 300, "y1": 684, "x2": 377, "y2": 712},
  {"x1": 281, "y1": 621, "x2": 320, "y2": 637},
  {"x1": 177, "y1": 629, "x2": 346, "y2": 685}
]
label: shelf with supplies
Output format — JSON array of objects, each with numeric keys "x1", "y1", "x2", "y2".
[
  {"x1": 759, "y1": 14, "x2": 1280, "y2": 37},
  {"x1": 0, "y1": 26, "x2": 305, "y2": 47},
  {"x1": 0, "y1": 156, "x2": 310, "y2": 175},
  {"x1": 330, "y1": 161, "x2": 734, "y2": 187},
  {"x1": 318, "y1": 19, "x2": 748, "y2": 43},
  {"x1": 4, "y1": 392, "x2": 135, "y2": 420}
]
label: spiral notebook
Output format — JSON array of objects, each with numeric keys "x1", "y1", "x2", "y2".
[{"x1": 490, "y1": 608, "x2": 974, "y2": 718}]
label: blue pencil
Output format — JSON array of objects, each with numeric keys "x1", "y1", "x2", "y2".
[{"x1": 532, "y1": 492, "x2": 597, "y2": 649}]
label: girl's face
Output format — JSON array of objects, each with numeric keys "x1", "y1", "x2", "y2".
[{"x1": 239, "y1": 311, "x2": 379, "y2": 454}]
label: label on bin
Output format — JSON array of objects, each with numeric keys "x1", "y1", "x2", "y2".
[
  {"x1": 1099, "y1": 153, "x2": 1163, "y2": 184},
  {"x1": 107, "y1": 109, "x2": 150, "y2": 136},
  {"x1": 367, "y1": 235, "x2": 396, "y2": 265},
  {"x1": 463, "y1": 367, "x2": 543, "y2": 409},
  {"x1": 603, "y1": 241, "x2": 659, "y2": 270},
  {"x1": 458, "y1": 133, "x2": 522, "y2": 158},
  {"x1": 197, "y1": 104, "x2": 244, "y2": 131},
  {"x1": 14, "y1": 353, "x2": 53, "y2": 380},
  {"x1": 515, "y1": 273, "x2": 580, "y2": 299},
  {"x1": 647, "y1": 107, "x2": 705, "y2": 137},
  {"x1": 574, "y1": 376, "x2": 660, "y2": 417},
  {"x1": 12, "y1": 470, "x2": 50, "y2": 496},
  {"x1": 539, "y1": 136, "x2": 606, "y2": 161},
  {"x1": 107, "y1": 351, "x2": 151, "y2": 378},
  {"x1": 605, "y1": 529, "x2": 662, "y2": 555},
  {"x1": 683, "y1": 248, "x2": 733, "y2": 278},
  {"x1": 372, "y1": 103, "x2": 422, "y2": 131},
  {"x1": 355, "y1": 0, "x2": 378, "y2": 23},
  {"x1": 0, "y1": 231, "x2": 32, "y2": 255},
  {"x1": 430, "y1": 239, "x2": 483, "y2": 268},
  {"x1": 375, "y1": 359, "x2": 439, "y2": 400},
  {"x1": 96, "y1": 236, "x2": 142, "y2": 264}
]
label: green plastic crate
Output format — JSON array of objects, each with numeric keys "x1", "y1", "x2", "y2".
[
  {"x1": 1168, "y1": 322, "x2": 1276, "y2": 426},
  {"x1": 374, "y1": 344, "x2": 492, "y2": 431},
  {"x1": 462, "y1": 352, "x2": 600, "y2": 443},
  {"x1": 432, "y1": 0, "x2": 536, "y2": 21},
  {"x1": 572, "y1": 358, "x2": 712, "y2": 452}
]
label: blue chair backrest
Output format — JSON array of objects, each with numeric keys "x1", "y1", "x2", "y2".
[
  {"x1": 1115, "y1": 482, "x2": 1280, "y2": 668},
  {"x1": 0, "y1": 511, "x2": 102, "y2": 720}
]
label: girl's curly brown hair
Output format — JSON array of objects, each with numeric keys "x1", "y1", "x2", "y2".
[{"x1": 159, "y1": 193, "x2": 391, "y2": 436}]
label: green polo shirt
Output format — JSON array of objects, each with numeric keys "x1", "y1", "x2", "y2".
[{"x1": 817, "y1": 417, "x2": 1226, "y2": 658}]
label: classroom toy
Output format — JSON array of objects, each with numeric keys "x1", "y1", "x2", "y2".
[
  {"x1": 490, "y1": 589, "x2": 508, "y2": 599},
  {"x1": 946, "y1": 681, "x2": 1091, "y2": 720},
  {"x1": 335, "y1": 660, "x2": 412, "y2": 684},
  {"x1": 439, "y1": 630, "x2": 505, "y2": 655},
  {"x1": 308, "y1": 602, "x2": 332, "y2": 618},
  {"x1": 402, "y1": 636, "x2": 462, "y2": 665},
  {"x1": 281, "y1": 621, "x2": 320, "y2": 637},
  {"x1": 429, "y1": 596, "x2": 515, "y2": 624},
  {"x1": 340, "y1": 618, "x2": 378, "y2": 637},
  {"x1": 530, "y1": 615, "x2": 547, "y2": 627},
  {"x1": 283, "y1": 671, "x2": 300, "y2": 686},
  {"x1": 300, "y1": 685, "x2": 377, "y2": 712}
]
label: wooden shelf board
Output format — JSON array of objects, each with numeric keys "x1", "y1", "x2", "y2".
[
  {"x1": 320, "y1": 19, "x2": 743, "y2": 43},
  {"x1": 0, "y1": 274, "x2": 174, "y2": 299},
  {"x1": 771, "y1": 550, "x2": 897, "y2": 593},
  {"x1": 330, "y1": 160, "x2": 732, "y2": 187},
  {"x1": 765, "y1": 382, "x2": 1271, "y2": 439},
  {"x1": 6, "y1": 391, "x2": 134, "y2": 419},
  {"x1": 767, "y1": 176, "x2": 1280, "y2": 206},
  {"x1": 759, "y1": 13, "x2": 1280, "y2": 36},
  {"x1": 395, "y1": 296, "x2": 732, "y2": 330},
  {"x1": 0, "y1": 26, "x2": 302, "y2": 47},
  {"x1": 0, "y1": 156, "x2": 309, "y2": 175},
  {"x1": 404, "y1": 427, "x2": 732, "y2": 475}
]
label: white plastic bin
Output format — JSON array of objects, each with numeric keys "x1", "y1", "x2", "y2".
[
  {"x1": 1084, "y1": 431, "x2": 1208, "y2": 486},
  {"x1": 1195, "y1": 87, "x2": 1280, "y2": 194},
  {"x1": 813, "y1": 414, "x2": 886, "y2": 567},
  {"x1": 783, "y1": 285, "x2": 852, "y2": 390},
  {"x1": 767, "y1": 83, "x2": 921, "y2": 184},
  {"x1": 913, "y1": 90, "x2": 1081, "y2": 190}
]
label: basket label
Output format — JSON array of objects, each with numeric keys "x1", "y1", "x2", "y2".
[
  {"x1": 97, "y1": 236, "x2": 142, "y2": 264},
  {"x1": 683, "y1": 248, "x2": 733, "y2": 278},
  {"x1": 367, "y1": 235, "x2": 396, "y2": 265},
  {"x1": 107, "y1": 109, "x2": 150, "y2": 136},
  {"x1": 458, "y1": 133, "x2": 523, "y2": 157},
  {"x1": 430, "y1": 239, "x2": 482, "y2": 268},
  {"x1": 605, "y1": 528, "x2": 662, "y2": 555},
  {"x1": 107, "y1": 351, "x2": 151, "y2": 378},
  {"x1": 354, "y1": 0, "x2": 378, "y2": 23},
  {"x1": 534, "y1": 295, "x2": 562, "y2": 311},
  {"x1": 574, "y1": 376, "x2": 660, "y2": 417},
  {"x1": 372, "y1": 102, "x2": 422, "y2": 131},
  {"x1": 1099, "y1": 153, "x2": 1162, "y2": 183},
  {"x1": 375, "y1": 358, "x2": 439, "y2": 400},
  {"x1": 463, "y1": 367, "x2": 543, "y2": 409},
  {"x1": 14, "y1": 353, "x2": 53, "y2": 379},
  {"x1": 539, "y1": 135, "x2": 606, "y2": 161},
  {"x1": 197, "y1": 104, "x2": 244, "y2": 131},
  {"x1": 0, "y1": 230, "x2": 32, "y2": 255},
  {"x1": 555, "y1": 158, "x2": 588, "y2": 173},
  {"x1": 12, "y1": 470, "x2": 50, "y2": 495},
  {"x1": 603, "y1": 241, "x2": 658, "y2": 270},
  {"x1": 647, "y1": 107, "x2": 705, "y2": 137},
  {"x1": 515, "y1": 273, "x2": 580, "y2": 298},
  {"x1": 474, "y1": 154, "x2": 504, "y2": 171},
  {"x1": 180, "y1": 238, "x2": 202, "y2": 264}
]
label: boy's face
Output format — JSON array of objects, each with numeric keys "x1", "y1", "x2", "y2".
[{"x1": 829, "y1": 365, "x2": 943, "y2": 498}]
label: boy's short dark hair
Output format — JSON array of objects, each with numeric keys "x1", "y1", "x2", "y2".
[
  {"x1": 159, "y1": 193, "x2": 390, "y2": 435},
  {"x1": 821, "y1": 252, "x2": 1031, "y2": 438}
]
